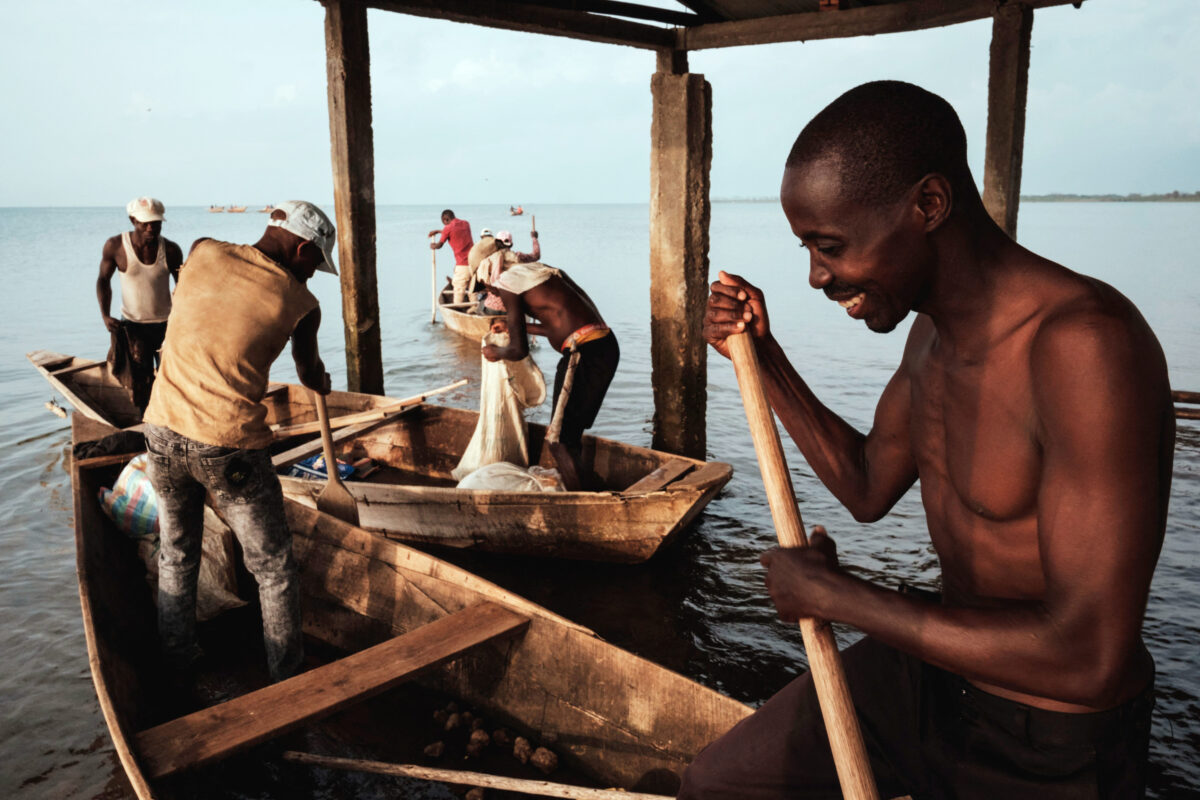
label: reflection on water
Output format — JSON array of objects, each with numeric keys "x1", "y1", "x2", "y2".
[{"x1": 1, "y1": 203, "x2": 1198, "y2": 797}]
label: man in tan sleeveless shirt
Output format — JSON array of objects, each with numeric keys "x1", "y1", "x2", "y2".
[
  {"x1": 96, "y1": 196, "x2": 184, "y2": 411},
  {"x1": 143, "y1": 200, "x2": 337, "y2": 689}
]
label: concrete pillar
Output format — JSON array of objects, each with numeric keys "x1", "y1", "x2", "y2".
[
  {"x1": 324, "y1": 0, "x2": 383, "y2": 394},
  {"x1": 982, "y1": 3, "x2": 1033, "y2": 238},
  {"x1": 649, "y1": 54, "x2": 712, "y2": 458}
]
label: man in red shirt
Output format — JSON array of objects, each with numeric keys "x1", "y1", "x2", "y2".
[{"x1": 429, "y1": 209, "x2": 475, "y2": 302}]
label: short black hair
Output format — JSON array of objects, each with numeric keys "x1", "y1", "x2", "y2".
[
  {"x1": 786, "y1": 81, "x2": 973, "y2": 207},
  {"x1": 441, "y1": 209, "x2": 455, "y2": 220}
]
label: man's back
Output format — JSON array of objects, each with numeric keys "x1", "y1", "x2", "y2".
[{"x1": 144, "y1": 241, "x2": 317, "y2": 449}]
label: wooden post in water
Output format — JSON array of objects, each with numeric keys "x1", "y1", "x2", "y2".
[
  {"x1": 982, "y1": 3, "x2": 1033, "y2": 239},
  {"x1": 649, "y1": 47, "x2": 711, "y2": 459},
  {"x1": 324, "y1": 0, "x2": 384, "y2": 394},
  {"x1": 728, "y1": 333, "x2": 879, "y2": 800}
]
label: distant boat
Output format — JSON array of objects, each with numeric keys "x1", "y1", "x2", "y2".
[
  {"x1": 227, "y1": 205, "x2": 248, "y2": 213},
  {"x1": 257, "y1": 205, "x2": 274, "y2": 213},
  {"x1": 208, "y1": 205, "x2": 225, "y2": 213}
]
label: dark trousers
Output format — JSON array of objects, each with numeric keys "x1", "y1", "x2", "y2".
[
  {"x1": 552, "y1": 332, "x2": 620, "y2": 451},
  {"x1": 109, "y1": 320, "x2": 167, "y2": 411},
  {"x1": 678, "y1": 636, "x2": 1154, "y2": 799}
]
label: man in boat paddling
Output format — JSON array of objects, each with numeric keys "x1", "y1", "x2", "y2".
[
  {"x1": 482, "y1": 264, "x2": 618, "y2": 490},
  {"x1": 429, "y1": 209, "x2": 474, "y2": 303},
  {"x1": 685, "y1": 81, "x2": 1171, "y2": 798},
  {"x1": 96, "y1": 196, "x2": 183, "y2": 412},
  {"x1": 142, "y1": 200, "x2": 337, "y2": 686}
]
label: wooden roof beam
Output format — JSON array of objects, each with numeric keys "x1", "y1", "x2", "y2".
[
  {"x1": 682, "y1": 0, "x2": 1087, "y2": 51},
  {"x1": 523, "y1": 0, "x2": 702, "y2": 27},
  {"x1": 364, "y1": 0, "x2": 676, "y2": 49}
]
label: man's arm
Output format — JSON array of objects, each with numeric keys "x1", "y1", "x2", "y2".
[
  {"x1": 291, "y1": 307, "x2": 331, "y2": 394},
  {"x1": 96, "y1": 236, "x2": 121, "y2": 333},
  {"x1": 706, "y1": 271, "x2": 918, "y2": 520},
  {"x1": 515, "y1": 232, "x2": 541, "y2": 263},
  {"x1": 763, "y1": 309, "x2": 1170, "y2": 707},
  {"x1": 165, "y1": 239, "x2": 184, "y2": 284},
  {"x1": 429, "y1": 225, "x2": 448, "y2": 249},
  {"x1": 482, "y1": 290, "x2": 530, "y2": 362}
]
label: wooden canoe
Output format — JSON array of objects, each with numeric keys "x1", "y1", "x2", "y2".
[
  {"x1": 69, "y1": 414, "x2": 752, "y2": 799},
  {"x1": 275, "y1": 390, "x2": 733, "y2": 562},
  {"x1": 438, "y1": 287, "x2": 494, "y2": 341},
  {"x1": 32, "y1": 351, "x2": 732, "y2": 563}
]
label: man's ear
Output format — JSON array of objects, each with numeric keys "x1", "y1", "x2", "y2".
[{"x1": 916, "y1": 173, "x2": 953, "y2": 233}]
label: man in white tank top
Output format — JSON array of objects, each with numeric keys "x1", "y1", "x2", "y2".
[{"x1": 96, "y1": 197, "x2": 183, "y2": 411}]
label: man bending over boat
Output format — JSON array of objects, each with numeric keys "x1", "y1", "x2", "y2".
[
  {"x1": 683, "y1": 81, "x2": 1171, "y2": 799},
  {"x1": 142, "y1": 201, "x2": 337, "y2": 686},
  {"x1": 482, "y1": 263, "x2": 618, "y2": 490},
  {"x1": 96, "y1": 196, "x2": 183, "y2": 412}
]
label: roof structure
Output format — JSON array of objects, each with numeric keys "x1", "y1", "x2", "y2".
[{"x1": 363, "y1": 0, "x2": 1084, "y2": 50}]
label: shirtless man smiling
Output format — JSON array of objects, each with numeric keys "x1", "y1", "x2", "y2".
[{"x1": 680, "y1": 81, "x2": 1172, "y2": 799}]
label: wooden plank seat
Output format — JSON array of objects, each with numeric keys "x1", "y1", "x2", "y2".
[
  {"x1": 621, "y1": 459, "x2": 693, "y2": 495},
  {"x1": 135, "y1": 601, "x2": 530, "y2": 779}
]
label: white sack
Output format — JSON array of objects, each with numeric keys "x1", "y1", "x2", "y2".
[{"x1": 452, "y1": 331, "x2": 546, "y2": 480}]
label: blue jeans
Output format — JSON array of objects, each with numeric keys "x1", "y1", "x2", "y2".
[{"x1": 144, "y1": 424, "x2": 302, "y2": 682}]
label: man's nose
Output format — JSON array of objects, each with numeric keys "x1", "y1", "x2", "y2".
[{"x1": 808, "y1": 260, "x2": 833, "y2": 290}]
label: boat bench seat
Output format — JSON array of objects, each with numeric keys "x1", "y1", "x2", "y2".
[{"x1": 135, "y1": 601, "x2": 529, "y2": 779}]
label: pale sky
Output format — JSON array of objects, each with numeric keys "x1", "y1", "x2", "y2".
[{"x1": 2, "y1": 0, "x2": 1197, "y2": 206}]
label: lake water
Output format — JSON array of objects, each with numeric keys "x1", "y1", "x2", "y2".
[{"x1": 1, "y1": 202, "x2": 1197, "y2": 797}]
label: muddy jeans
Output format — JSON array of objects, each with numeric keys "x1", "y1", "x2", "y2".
[{"x1": 144, "y1": 424, "x2": 302, "y2": 682}]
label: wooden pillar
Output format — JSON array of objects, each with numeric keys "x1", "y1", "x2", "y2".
[
  {"x1": 649, "y1": 50, "x2": 711, "y2": 458},
  {"x1": 982, "y1": 3, "x2": 1033, "y2": 238},
  {"x1": 324, "y1": 0, "x2": 383, "y2": 394}
]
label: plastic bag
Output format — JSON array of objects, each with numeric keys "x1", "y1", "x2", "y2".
[{"x1": 456, "y1": 462, "x2": 564, "y2": 492}]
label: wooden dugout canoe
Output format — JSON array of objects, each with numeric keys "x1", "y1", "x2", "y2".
[
  {"x1": 438, "y1": 287, "x2": 494, "y2": 341},
  {"x1": 31, "y1": 350, "x2": 732, "y2": 563},
  {"x1": 69, "y1": 413, "x2": 752, "y2": 799},
  {"x1": 271, "y1": 385, "x2": 733, "y2": 563}
]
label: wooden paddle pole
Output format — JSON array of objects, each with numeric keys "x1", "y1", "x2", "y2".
[
  {"x1": 545, "y1": 347, "x2": 582, "y2": 490},
  {"x1": 727, "y1": 332, "x2": 879, "y2": 800},
  {"x1": 430, "y1": 234, "x2": 439, "y2": 324},
  {"x1": 313, "y1": 390, "x2": 361, "y2": 526}
]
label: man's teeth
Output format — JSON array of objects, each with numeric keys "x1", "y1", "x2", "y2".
[{"x1": 838, "y1": 293, "x2": 865, "y2": 309}]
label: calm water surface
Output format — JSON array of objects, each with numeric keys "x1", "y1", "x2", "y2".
[{"x1": 1, "y1": 203, "x2": 1197, "y2": 797}]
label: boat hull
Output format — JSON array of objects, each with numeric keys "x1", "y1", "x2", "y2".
[{"x1": 69, "y1": 416, "x2": 752, "y2": 797}]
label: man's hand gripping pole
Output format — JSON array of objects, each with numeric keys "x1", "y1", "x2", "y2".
[{"x1": 728, "y1": 332, "x2": 880, "y2": 800}]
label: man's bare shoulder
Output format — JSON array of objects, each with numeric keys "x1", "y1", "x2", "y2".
[
  {"x1": 102, "y1": 234, "x2": 123, "y2": 255},
  {"x1": 1030, "y1": 271, "x2": 1169, "y2": 419}
]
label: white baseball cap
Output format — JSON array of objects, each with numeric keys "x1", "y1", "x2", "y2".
[
  {"x1": 480, "y1": 228, "x2": 494, "y2": 238},
  {"x1": 495, "y1": 230, "x2": 513, "y2": 246},
  {"x1": 268, "y1": 200, "x2": 338, "y2": 274},
  {"x1": 126, "y1": 196, "x2": 164, "y2": 223}
]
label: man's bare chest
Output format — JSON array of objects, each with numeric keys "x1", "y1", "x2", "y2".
[{"x1": 909, "y1": 352, "x2": 1041, "y2": 523}]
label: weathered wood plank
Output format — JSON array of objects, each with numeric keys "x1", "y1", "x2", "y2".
[
  {"x1": 135, "y1": 602, "x2": 529, "y2": 779},
  {"x1": 622, "y1": 458, "x2": 693, "y2": 495},
  {"x1": 365, "y1": 0, "x2": 675, "y2": 49},
  {"x1": 682, "y1": 0, "x2": 1084, "y2": 51},
  {"x1": 650, "y1": 70, "x2": 711, "y2": 459},
  {"x1": 325, "y1": 0, "x2": 384, "y2": 394},
  {"x1": 982, "y1": 3, "x2": 1033, "y2": 237}
]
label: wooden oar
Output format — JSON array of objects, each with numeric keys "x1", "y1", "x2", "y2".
[
  {"x1": 430, "y1": 234, "x2": 439, "y2": 324},
  {"x1": 727, "y1": 332, "x2": 879, "y2": 800},
  {"x1": 282, "y1": 751, "x2": 674, "y2": 800},
  {"x1": 312, "y1": 390, "x2": 360, "y2": 525},
  {"x1": 271, "y1": 379, "x2": 468, "y2": 439},
  {"x1": 545, "y1": 347, "x2": 582, "y2": 490}
]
